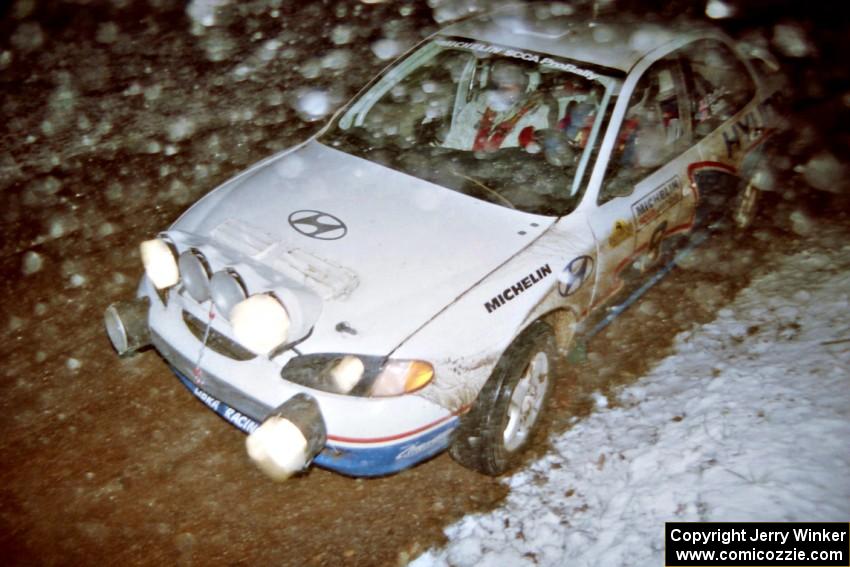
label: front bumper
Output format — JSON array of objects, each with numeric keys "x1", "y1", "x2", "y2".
[
  {"x1": 142, "y1": 284, "x2": 458, "y2": 477},
  {"x1": 166, "y1": 358, "x2": 457, "y2": 476}
]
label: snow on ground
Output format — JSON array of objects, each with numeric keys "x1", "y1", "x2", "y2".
[{"x1": 413, "y1": 229, "x2": 850, "y2": 567}]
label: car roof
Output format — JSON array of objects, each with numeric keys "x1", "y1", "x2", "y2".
[{"x1": 437, "y1": 3, "x2": 715, "y2": 74}]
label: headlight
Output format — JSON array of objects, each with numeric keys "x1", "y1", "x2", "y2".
[
  {"x1": 369, "y1": 359, "x2": 434, "y2": 397},
  {"x1": 140, "y1": 238, "x2": 179, "y2": 289},
  {"x1": 281, "y1": 354, "x2": 434, "y2": 397},
  {"x1": 178, "y1": 249, "x2": 211, "y2": 302},
  {"x1": 210, "y1": 269, "x2": 247, "y2": 318},
  {"x1": 231, "y1": 294, "x2": 290, "y2": 355}
]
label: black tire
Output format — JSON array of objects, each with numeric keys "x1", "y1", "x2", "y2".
[{"x1": 449, "y1": 321, "x2": 557, "y2": 476}]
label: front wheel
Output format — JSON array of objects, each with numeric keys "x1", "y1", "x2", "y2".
[{"x1": 449, "y1": 322, "x2": 556, "y2": 476}]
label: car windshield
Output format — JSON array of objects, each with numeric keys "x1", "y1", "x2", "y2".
[{"x1": 320, "y1": 37, "x2": 618, "y2": 216}]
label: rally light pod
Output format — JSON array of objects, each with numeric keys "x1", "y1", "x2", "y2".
[
  {"x1": 140, "y1": 238, "x2": 179, "y2": 289},
  {"x1": 272, "y1": 286, "x2": 323, "y2": 343},
  {"x1": 104, "y1": 297, "x2": 151, "y2": 356},
  {"x1": 210, "y1": 269, "x2": 247, "y2": 318},
  {"x1": 231, "y1": 294, "x2": 291, "y2": 355},
  {"x1": 245, "y1": 394, "x2": 327, "y2": 481},
  {"x1": 178, "y1": 249, "x2": 212, "y2": 302}
]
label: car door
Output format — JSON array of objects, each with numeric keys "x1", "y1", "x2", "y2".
[
  {"x1": 678, "y1": 39, "x2": 760, "y2": 228},
  {"x1": 585, "y1": 55, "x2": 699, "y2": 308}
]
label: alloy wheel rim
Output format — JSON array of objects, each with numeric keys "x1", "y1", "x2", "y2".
[{"x1": 503, "y1": 351, "x2": 550, "y2": 452}]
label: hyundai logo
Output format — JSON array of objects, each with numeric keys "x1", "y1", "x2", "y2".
[
  {"x1": 288, "y1": 210, "x2": 348, "y2": 240},
  {"x1": 558, "y1": 255, "x2": 594, "y2": 297}
]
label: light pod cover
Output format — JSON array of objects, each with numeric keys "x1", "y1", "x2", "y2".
[{"x1": 231, "y1": 294, "x2": 290, "y2": 355}]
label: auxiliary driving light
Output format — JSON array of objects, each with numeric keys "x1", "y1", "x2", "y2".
[
  {"x1": 178, "y1": 249, "x2": 211, "y2": 302},
  {"x1": 245, "y1": 394, "x2": 327, "y2": 481},
  {"x1": 140, "y1": 238, "x2": 179, "y2": 289},
  {"x1": 104, "y1": 297, "x2": 151, "y2": 356},
  {"x1": 231, "y1": 293, "x2": 290, "y2": 355},
  {"x1": 209, "y1": 269, "x2": 247, "y2": 318}
]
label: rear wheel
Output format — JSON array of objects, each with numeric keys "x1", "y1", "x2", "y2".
[
  {"x1": 733, "y1": 179, "x2": 760, "y2": 230},
  {"x1": 449, "y1": 322, "x2": 556, "y2": 476}
]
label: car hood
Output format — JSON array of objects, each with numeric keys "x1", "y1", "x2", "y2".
[{"x1": 173, "y1": 140, "x2": 554, "y2": 353}]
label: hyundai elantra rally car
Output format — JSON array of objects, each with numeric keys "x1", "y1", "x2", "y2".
[{"x1": 104, "y1": 5, "x2": 780, "y2": 480}]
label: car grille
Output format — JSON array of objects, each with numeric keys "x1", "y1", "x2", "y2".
[{"x1": 181, "y1": 310, "x2": 256, "y2": 362}]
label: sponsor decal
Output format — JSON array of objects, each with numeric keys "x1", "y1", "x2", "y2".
[
  {"x1": 193, "y1": 386, "x2": 220, "y2": 411},
  {"x1": 435, "y1": 39, "x2": 598, "y2": 80},
  {"x1": 484, "y1": 264, "x2": 552, "y2": 314},
  {"x1": 395, "y1": 429, "x2": 454, "y2": 461},
  {"x1": 558, "y1": 255, "x2": 594, "y2": 297},
  {"x1": 631, "y1": 176, "x2": 682, "y2": 229},
  {"x1": 539, "y1": 57, "x2": 598, "y2": 81},
  {"x1": 436, "y1": 38, "x2": 504, "y2": 54},
  {"x1": 223, "y1": 407, "x2": 259, "y2": 434},
  {"x1": 183, "y1": 377, "x2": 260, "y2": 434},
  {"x1": 288, "y1": 210, "x2": 348, "y2": 240},
  {"x1": 608, "y1": 219, "x2": 635, "y2": 248}
]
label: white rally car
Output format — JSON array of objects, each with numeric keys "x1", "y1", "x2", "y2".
[{"x1": 105, "y1": 5, "x2": 780, "y2": 480}]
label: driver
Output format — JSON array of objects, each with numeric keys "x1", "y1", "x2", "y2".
[{"x1": 442, "y1": 60, "x2": 553, "y2": 152}]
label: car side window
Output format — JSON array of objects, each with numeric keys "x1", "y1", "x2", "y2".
[
  {"x1": 680, "y1": 39, "x2": 756, "y2": 139},
  {"x1": 598, "y1": 60, "x2": 687, "y2": 204}
]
